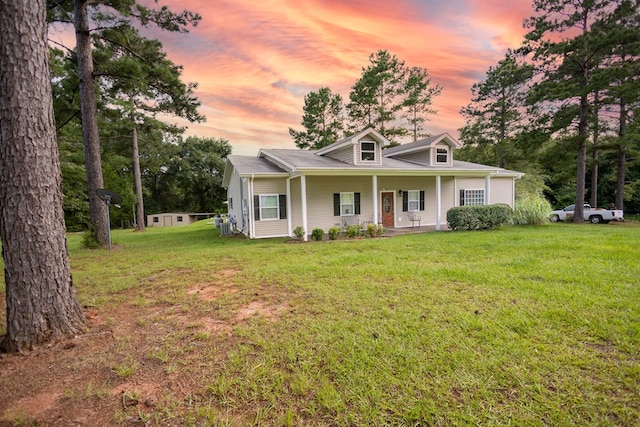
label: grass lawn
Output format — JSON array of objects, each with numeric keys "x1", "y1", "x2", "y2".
[{"x1": 1, "y1": 221, "x2": 639, "y2": 425}]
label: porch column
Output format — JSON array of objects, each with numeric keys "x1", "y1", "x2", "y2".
[
  {"x1": 248, "y1": 176, "x2": 254, "y2": 238},
  {"x1": 300, "y1": 175, "x2": 308, "y2": 242},
  {"x1": 286, "y1": 177, "x2": 292, "y2": 237},
  {"x1": 485, "y1": 175, "x2": 491, "y2": 204},
  {"x1": 372, "y1": 175, "x2": 378, "y2": 224},
  {"x1": 436, "y1": 175, "x2": 442, "y2": 231}
]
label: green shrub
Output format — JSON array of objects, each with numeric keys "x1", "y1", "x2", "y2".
[
  {"x1": 311, "y1": 228, "x2": 325, "y2": 241},
  {"x1": 293, "y1": 226, "x2": 305, "y2": 241},
  {"x1": 81, "y1": 227, "x2": 102, "y2": 249},
  {"x1": 447, "y1": 204, "x2": 512, "y2": 231},
  {"x1": 328, "y1": 226, "x2": 341, "y2": 240},
  {"x1": 345, "y1": 224, "x2": 361, "y2": 238},
  {"x1": 512, "y1": 193, "x2": 552, "y2": 225},
  {"x1": 366, "y1": 223, "x2": 386, "y2": 238}
]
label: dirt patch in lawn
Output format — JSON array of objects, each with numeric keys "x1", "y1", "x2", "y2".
[{"x1": 0, "y1": 267, "x2": 292, "y2": 426}]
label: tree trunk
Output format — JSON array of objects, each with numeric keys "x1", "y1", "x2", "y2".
[
  {"x1": 573, "y1": 93, "x2": 588, "y2": 224},
  {"x1": 73, "y1": 0, "x2": 109, "y2": 245},
  {"x1": 132, "y1": 123, "x2": 145, "y2": 231},
  {"x1": 0, "y1": 0, "x2": 86, "y2": 352},
  {"x1": 590, "y1": 150, "x2": 598, "y2": 208},
  {"x1": 616, "y1": 100, "x2": 626, "y2": 210}
]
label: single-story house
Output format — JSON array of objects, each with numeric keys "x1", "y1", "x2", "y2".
[
  {"x1": 147, "y1": 212, "x2": 201, "y2": 228},
  {"x1": 222, "y1": 128, "x2": 523, "y2": 240}
]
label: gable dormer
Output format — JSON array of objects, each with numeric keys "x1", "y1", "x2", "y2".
[
  {"x1": 315, "y1": 128, "x2": 388, "y2": 166},
  {"x1": 383, "y1": 133, "x2": 461, "y2": 166}
]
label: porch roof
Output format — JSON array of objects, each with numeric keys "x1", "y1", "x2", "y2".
[{"x1": 258, "y1": 149, "x2": 521, "y2": 177}]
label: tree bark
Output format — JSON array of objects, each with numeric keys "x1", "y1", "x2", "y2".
[
  {"x1": 73, "y1": 0, "x2": 109, "y2": 245},
  {"x1": 132, "y1": 123, "x2": 145, "y2": 231},
  {"x1": 616, "y1": 100, "x2": 626, "y2": 210},
  {"x1": 573, "y1": 93, "x2": 588, "y2": 224},
  {"x1": 590, "y1": 150, "x2": 598, "y2": 208},
  {"x1": 0, "y1": 0, "x2": 86, "y2": 352}
]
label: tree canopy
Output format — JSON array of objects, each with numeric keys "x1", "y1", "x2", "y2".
[{"x1": 290, "y1": 50, "x2": 442, "y2": 149}]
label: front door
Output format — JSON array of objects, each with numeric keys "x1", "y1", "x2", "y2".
[{"x1": 381, "y1": 191, "x2": 395, "y2": 227}]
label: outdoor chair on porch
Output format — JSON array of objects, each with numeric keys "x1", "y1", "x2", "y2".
[
  {"x1": 407, "y1": 211, "x2": 421, "y2": 228},
  {"x1": 341, "y1": 215, "x2": 363, "y2": 231}
]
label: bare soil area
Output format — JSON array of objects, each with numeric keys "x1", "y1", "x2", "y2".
[{"x1": 0, "y1": 269, "x2": 289, "y2": 426}]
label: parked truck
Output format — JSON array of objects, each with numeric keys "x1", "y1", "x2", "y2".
[{"x1": 549, "y1": 204, "x2": 624, "y2": 224}]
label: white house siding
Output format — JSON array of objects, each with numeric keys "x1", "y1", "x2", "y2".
[
  {"x1": 489, "y1": 177, "x2": 515, "y2": 205},
  {"x1": 326, "y1": 145, "x2": 354, "y2": 164},
  {"x1": 393, "y1": 151, "x2": 430, "y2": 165},
  {"x1": 252, "y1": 178, "x2": 289, "y2": 238},
  {"x1": 304, "y1": 176, "x2": 373, "y2": 231},
  {"x1": 440, "y1": 176, "x2": 456, "y2": 218},
  {"x1": 290, "y1": 177, "x2": 302, "y2": 232},
  {"x1": 226, "y1": 169, "x2": 243, "y2": 227}
]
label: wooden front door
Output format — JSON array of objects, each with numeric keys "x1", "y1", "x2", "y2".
[{"x1": 381, "y1": 192, "x2": 395, "y2": 227}]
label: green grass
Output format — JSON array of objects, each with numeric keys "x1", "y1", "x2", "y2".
[{"x1": 3, "y1": 221, "x2": 640, "y2": 425}]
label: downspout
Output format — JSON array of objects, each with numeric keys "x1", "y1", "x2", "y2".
[
  {"x1": 248, "y1": 174, "x2": 255, "y2": 239},
  {"x1": 372, "y1": 175, "x2": 378, "y2": 224},
  {"x1": 239, "y1": 176, "x2": 246, "y2": 233},
  {"x1": 286, "y1": 177, "x2": 292, "y2": 237},
  {"x1": 436, "y1": 175, "x2": 441, "y2": 231},
  {"x1": 300, "y1": 175, "x2": 308, "y2": 241}
]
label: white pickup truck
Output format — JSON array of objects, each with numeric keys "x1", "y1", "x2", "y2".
[{"x1": 549, "y1": 204, "x2": 624, "y2": 224}]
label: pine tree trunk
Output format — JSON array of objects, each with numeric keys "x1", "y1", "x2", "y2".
[
  {"x1": 0, "y1": 0, "x2": 86, "y2": 352},
  {"x1": 573, "y1": 94, "x2": 588, "y2": 224},
  {"x1": 132, "y1": 123, "x2": 145, "y2": 231},
  {"x1": 590, "y1": 150, "x2": 598, "y2": 208},
  {"x1": 616, "y1": 101, "x2": 626, "y2": 210},
  {"x1": 73, "y1": 0, "x2": 109, "y2": 245}
]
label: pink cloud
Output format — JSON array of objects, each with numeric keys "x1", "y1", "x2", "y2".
[{"x1": 140, "y1": 0, "x2": 533, "y2": 155}]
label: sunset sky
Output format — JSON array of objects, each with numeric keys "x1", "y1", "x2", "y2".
[{"x1": 54, "y1": 0, "x2": 537, "y2": 156}]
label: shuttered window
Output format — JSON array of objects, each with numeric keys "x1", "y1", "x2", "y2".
[
  {"x1": 402, "y1": 190, "x2": 425, "y2": 212},
  {"x1": 254, "y1": 194, "x2": 287, "y2": 220},
  {"x1": 460, "y1": 189, "x2": 484, "y2": 206},
  {"x1": 333, "y1": 192, "x2": 361, "y2": 216}
]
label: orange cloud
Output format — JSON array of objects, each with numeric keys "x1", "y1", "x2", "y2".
[{"x1": 140, "y1": 0, "x2": 533, "y2": 155}]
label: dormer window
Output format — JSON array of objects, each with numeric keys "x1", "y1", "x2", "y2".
[
  {"x1": 361, "y1": 141, "x2": 375, "y2": 161},
  {"x1": 436, "y1": 147, "x2": 448, "y2": 164}
]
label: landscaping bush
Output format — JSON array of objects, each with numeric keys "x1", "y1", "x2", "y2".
[
  {"x1": 366, "y1": 223, "x2": 386, "y2": 238},
  {"x1": 345, "y1": 224, "x2": 361, "y2": 238},
  {"x1": 447, "y1": 204, "x2": 512, "y2": 231},
  {"x1": 512, "y1": 193, "x2": 552, "y2": 225},
  {"x1": 311, "y1": 227, "x2": 325, "y2": 241},
  {"x1": 328, "y1": 226, "x2": 341, "y2": 240},
  {"x1": 293, "y1": 226, "x2": 305, "y2": 241}
]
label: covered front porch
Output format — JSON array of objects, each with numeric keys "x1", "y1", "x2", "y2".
[{"x1": 286, "y1": 173, "x2": 490, "y2": 240}]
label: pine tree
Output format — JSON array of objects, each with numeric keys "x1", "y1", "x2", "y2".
[
  {"x1": 402, "y1": 66, "x2": 442, "y2": 142},
  {"x1": 347, "y1": 50, "x2": 407, "y2": 141},
  {"x1": 289, "y1": 87, "x2": 344, "y2": 150},
  {"x1": 0, "y1": 0, "x2": 85, "y2": 352}
]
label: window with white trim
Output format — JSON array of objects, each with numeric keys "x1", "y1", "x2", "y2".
[
  {"x1": 461, "y1": 189, "x2": 485, "y2": 206},
  {"x1": 253, "y1": 195, "x2": 287, "y2": 221},
  {"x1": 407, "y1": 190, "x2": 420, "y2": 211},
  {"x1": 361, "y1": 141, "x2": 375, "y2": 161},
  {"x1": 260, "y1": 194, "x2": 279, "y2": 220},
  {"x1": 436, "y1": 147, "x2": 448, "y2": 163},
  {"x1": 177, "y1": 216, "x2": 183, "y2": 222},
  {"x1": 340, "y1": 192, "x2": 355, "y2": 215}
]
